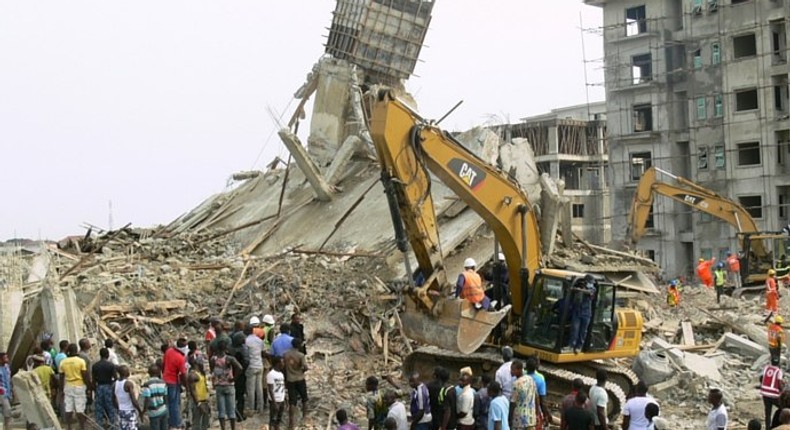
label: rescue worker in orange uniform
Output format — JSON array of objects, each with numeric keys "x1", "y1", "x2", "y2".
[
  {"x1": 768, "y1": 315, "x2": 785, "y2": 363},
  {"x1": 726, "y1": 252, "x2": 742, "y2": 289},
  {"x1": 455, "y1": 258, "x2": 491, "y2": 310},
  {"x1": 696, "y1": 257, "x2": 716, "y2": 288},
  {"x1": 766, "y1": 269, "x2": 780, "y2": 314},
  {"x1": 667, "y1": 280, "x2": 681, "y2": 309}
]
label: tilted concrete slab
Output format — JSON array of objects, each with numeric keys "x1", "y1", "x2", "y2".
[{"x1": 12, "y1": 370, "x2": 61, "y2": 430}]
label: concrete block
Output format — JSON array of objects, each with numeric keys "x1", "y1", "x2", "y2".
[
  {"x1": 682, "y1": 352, "x2": 721, "y2": 382},
  {"x1": 12, "y1": 370, "x2": 61, "y2": 430},
  {"x1": 722, "y1": 332, "x2": 769, "y2": 359},
  {"x1": 650, "y1": 338, "x2": 685, "y2": 364},
  {"x1": 308, "y1": 59, "x2": 354, "y2": 166},
  {"x1": 278, "y1": 129, "x2": 334, "y2": 201},
  {"x1": 0, "y1": 282, "x2": 24, "y2": 351},
  {"x1": 499, "y1": 138, "x2": 542, "y2": 204}
]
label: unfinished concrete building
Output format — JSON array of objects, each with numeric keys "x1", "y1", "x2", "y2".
[
  {"x1": 585, "y1": 0, "x2": 790, "y2": 277},
  {"x1": 500, "y1": 102, "x2": 611, "y2": 245}
]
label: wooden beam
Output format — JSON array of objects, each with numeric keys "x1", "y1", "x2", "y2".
[{"x1": 681, "y1": 321, "x2": 696, "y2": 346}]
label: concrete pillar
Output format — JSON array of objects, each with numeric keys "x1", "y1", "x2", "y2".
[
  {"x1": 0, "y1": 281, "x2": 24, "y2": 351},
  {"x1": 325, "y1": 135, "x2": 362, "y2": 185},
  {"x1": 308, "y1": 59, "x2": 355, "y2": 167},
  {"x1": 40, "y1": 285, "x2": 83, "y2": 346},
  {"x1": 540, "y1": 174, "x2": 562, "y2": 255},
  {"x1": 548, "y1": 125, "x2": 559, "y2": 155},
  {"x1": 278, "y1": 129, "x2": 334, "y2": 201},
  {"x1": 12, "y1": 370, "x2": 61, "y2": 429}
]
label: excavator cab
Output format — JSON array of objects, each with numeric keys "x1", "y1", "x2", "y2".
[{"x1": 520, "y1": 270, "x2": 638, "y2": 363}]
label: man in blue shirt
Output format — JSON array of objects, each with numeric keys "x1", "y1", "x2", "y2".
[
  {"x1": 0, "y1": 352, "x2": 12, "y2": 430},
  {"x1": 271, "y1": 324, "x2": 294, "y2": 359},
  {"x1": 486, "y1": 381, "x2": 509, "y2": 430}
]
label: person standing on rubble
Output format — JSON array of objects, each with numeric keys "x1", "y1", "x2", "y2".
[
  {"x1": 114, "y1": 365, "x2": 142, "y2": 430},
  {"x1": 366, "y1": 376, "x2": 388, "y2": 430},
  {"x1": 211, "y1": 340, "x2": 243, "y2": 430},
  {"x1": 409, "y1": 372, "x2": 433, "y2": 430},
  {"x1": 526, "y1": 357, "x2": 553, "y2": 429},
  {"x1": 767, "y1": 269, "x2": 781, "y2": 315},
  {"x1": 32, "y1": 354, "x2": 57, "y2": 411},
  {"x1": 105, "y1": 339, "x2": 120, "y2": 366},
  {"x1": 714, "y1": 262, "x2": 727, "y2": 304},
  {"x1": 285, "y1": 338, "x2": 309, "y2": 430},
  {"x1": 271, "y1": 324, "x2": 295, "y2": 359},
  {"x1": 768, "y1": 316, "x2": 786, "y2": 363},
  {"x1": 588, "y1": 370, "x2": 608, "y2": 430},
  {"x1": 621, "y1": 382, "x2": 656, "y2": 430},
  {"x1": 162, "y1": 338, "x2": 189, "y2": 429},
  {"x1": 666, "y1": 280, "x2": 681, "y2": 309},
  {"x1": 706, "y1": 388, "x2": 728, "y2": 430},
  {"x1": 92, "y1": 347, "x2": 118, "y2": 429},
  {"x1": 77, "y1": 338, "x2": 93, "y2": 411},
  {"x1": 486, "y1": 381, "x2": 509, "y2": 430},
  {"x1": 726, "y1": 252, "x2": 742, "y2": 290},
  {"x1": 495, "y1": 347, "x2": 515, "y2": 401},
  {"x1": 696, "y1": 257, "x2": 716, "y2": 288},
  {"x1": 230, "y1": 326, "x2": 249, "y2": 422},
  {"x1": 508, "y1": 360, "x2": 536, "y2": 430},
  {"x1": 267, "y1": 358, "x2": 287, "y2": 430},
  {"x1": 291, "y1": 313, "x2": 307, "y2": 354},
  {"x1": 142, "y1": 363, "x2": 169, "y2": 430},
  {"x1": 209, "y1": 319, "x2": 231, "y2": 359},
  {"x1": 60, "y1": 343, "x2": 89, "y2": 430},
  {"x1": 0, "y1": 352, "x2": 13, "y2": 430},
  {"x1": 187, "y1": 357, "x2": 210, "y2": 430},
  {"x1": 760, "y1": 355, "x2": 784, "y2": 430},
  {"x1": 245, "y1": 317, "x2": 266, "y2": 416},
  {"x1": 456, "y1": 258, "x2": 492, "y2": 310}
]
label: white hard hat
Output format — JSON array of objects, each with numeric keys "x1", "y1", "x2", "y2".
[
  {"x1": 249, "y1": 316, "x2": 261, "y2": 325},
  {"x1": 262, "y1": 314, "x2": 275, "y2": 325},
  {"x1": 464, "y1": 258, "x2": 477, "y2": 268},
  {"x1": 497, "y1": 252, "x2": 505, "y2": 261}
]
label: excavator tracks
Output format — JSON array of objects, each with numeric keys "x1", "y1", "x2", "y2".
[{"x1": 404, "y1": 346, "x2": 637, "y2": 419}]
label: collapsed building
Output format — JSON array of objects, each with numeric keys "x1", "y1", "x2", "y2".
[{"x1": 1, "y1": 1, "x2": 782, "y2": 429}]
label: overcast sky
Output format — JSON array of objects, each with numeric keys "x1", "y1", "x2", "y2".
[{"x1": 0, "y1": 1, "x2": 603, "y2": 240}]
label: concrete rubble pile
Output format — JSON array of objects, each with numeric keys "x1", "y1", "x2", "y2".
[
  {"x1": 3, "y1": 228, "x2": 412, "y2": 427},
  {"x1": 630, "y1": 284, "x2": 785, "y2": 429}
]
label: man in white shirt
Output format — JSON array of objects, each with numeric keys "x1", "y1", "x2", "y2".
[
  {"x1": 105, "y1": 339, "x2": 120, "y2": 366},
  {"x1": 707, "y1": 388, "x2": 728, "y2": 430},
  {"x1": 622, "y1": 382, "x2": 657, "y2": 430},
  {"x1": 589, "y1": 369, "x2": 608, "y2": 430},
  {"x1": 384, "y1": 390, "x2": 408, "y2": 430},
  {"x1": 495, "y1": 347, "x2": 515, "y2": 398},
  {"x1": 456, "y1": 372, "x2": 475, "y2": 430}
]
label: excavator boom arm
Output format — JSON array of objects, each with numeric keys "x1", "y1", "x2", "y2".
[
  {"x1": 369, "y1": 92, "x2": 541, "y2": 316},
  {"x1": 629, "y1": 167, "x2": 765, "y2": 255}
]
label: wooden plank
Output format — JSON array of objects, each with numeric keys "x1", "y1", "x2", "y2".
[
  {"x1": 100, "y1": 299, "x2": 186, "y2": 314},
  {"x1": 681, "y1": 321, "x2": 696, "y2": 346},
  {"x1": 97, "y1": 319, "x2": 135, "y2": 357}
]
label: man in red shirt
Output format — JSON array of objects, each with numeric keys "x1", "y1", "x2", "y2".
[{"x1": 163, "y1": 338, "x2": 188, "y2": 429}]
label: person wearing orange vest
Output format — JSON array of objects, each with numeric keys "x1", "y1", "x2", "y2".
[
  {"x1": 768, "y1": 315, "x2": 785, "y2": 362},
  {"x1": 455, "y1": 258, "x2": 491, "y2": 310},
  {"x1": 667, "y1": 280, "x2": 681, "y2": 309},
  {"x1": 726, "y1": 252, "x2": 742, "y2": 289},
  {"x1": 761, "y1": 354, "x2": 785, "y2": 430},
  {"x1": 767, "y1": 269, "x2": 781, "y2": 314},
  {"x1": 696, "y1": 257, "x2": 716, "y2": 288}
]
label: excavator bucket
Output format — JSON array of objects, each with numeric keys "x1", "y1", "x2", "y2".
[{"x1": 399, "y1": 296, "x2": 511, "y2": 355}]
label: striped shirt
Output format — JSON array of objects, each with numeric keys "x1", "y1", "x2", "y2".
[{"x1": 141, "y1": 377, "x2": 168, "y2": 417}]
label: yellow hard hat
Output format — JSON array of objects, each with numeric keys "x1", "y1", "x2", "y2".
[
  {"x1": 776, "y1": 316, "x2": 784, "y2": 324},
  {"x1": 699, "y1": 258, "x2": 705, "y2": 262},
  {"x1": 769, "y1": 269, "x2": 777, "y2": 276}
]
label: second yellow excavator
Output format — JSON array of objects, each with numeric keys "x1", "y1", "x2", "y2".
[
  {"x1": 628, "y1": 166, "x2": 790, "y2": 288},
  {"x1": 368, "y1": 90, "x2": 642, "y2": 414}
]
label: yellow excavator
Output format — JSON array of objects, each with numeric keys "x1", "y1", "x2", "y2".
[
  {"x1": 368, "y1": 90, "x2": 642, "y2": 413},
  {"x1": 628, "y1": 166, "x2": 790, "y2": 289}
]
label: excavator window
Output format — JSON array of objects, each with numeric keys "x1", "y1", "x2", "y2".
[
  {"x1": 522, "y1": 275, "x2": 619, "y2": 354},
  {"x1": 586, "y1": 283, "x2": 617, "y2": 352},
  {"x1": 521, "y1": 275, "x2": 573, "y2": 352}
]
